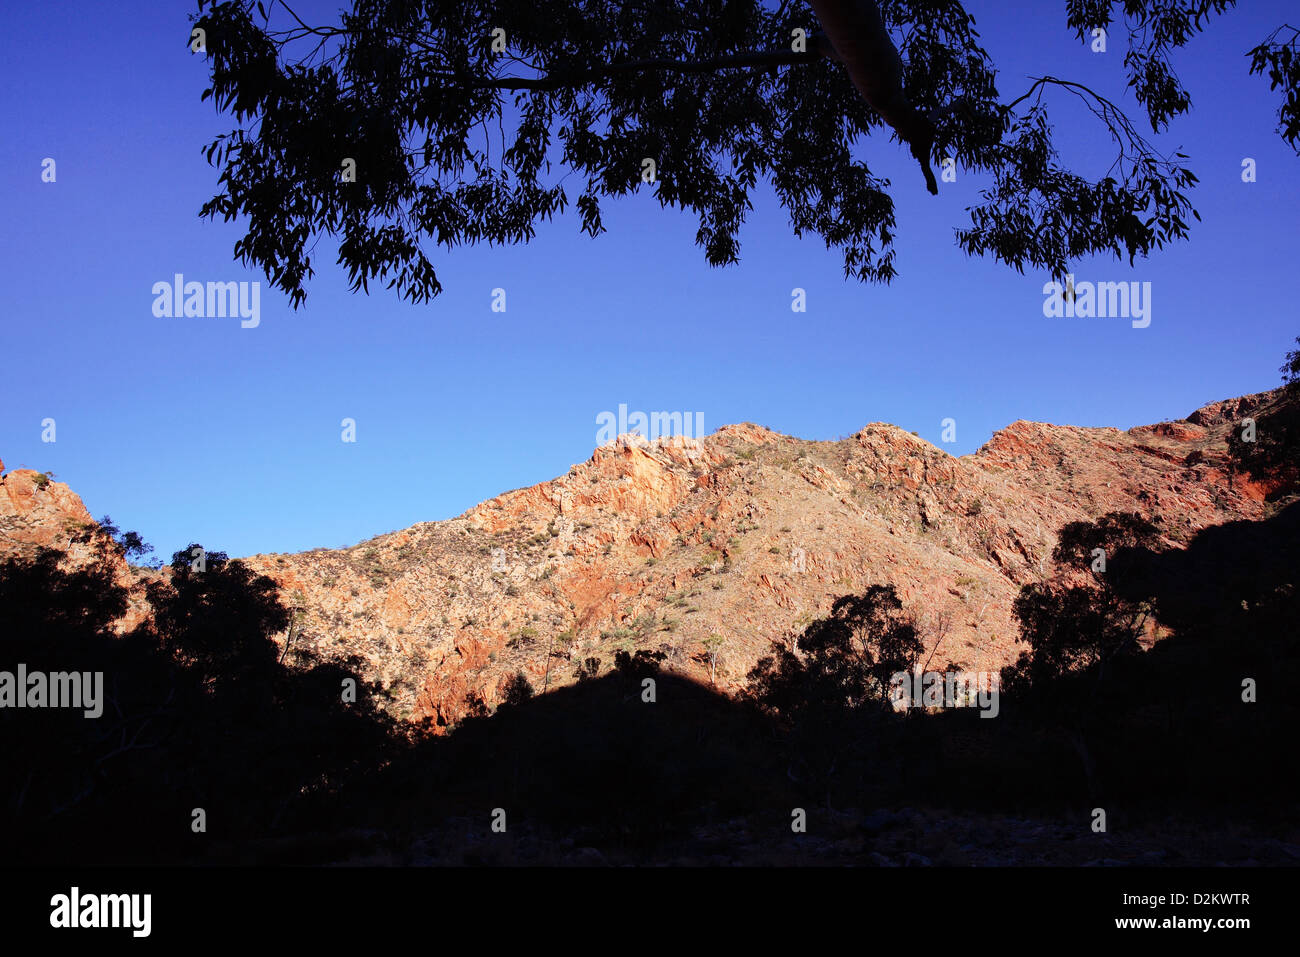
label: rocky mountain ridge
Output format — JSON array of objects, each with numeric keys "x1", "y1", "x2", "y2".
[{"x1": 2, "y1": 388, "x2": 1284, "y2": 727}]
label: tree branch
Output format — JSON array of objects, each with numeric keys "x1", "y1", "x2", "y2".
[{"x1": 808, "y1": 0, "x2": 938, "y2": 193}]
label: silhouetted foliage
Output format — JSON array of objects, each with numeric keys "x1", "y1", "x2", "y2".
[
  {"x1": 613, "y1": 648, "x2": 666, "y2": 678},
  {"x1": 87, "y1": 514, "x2": 156, "y2": 564},
  {"x1": 187, "y1": 0, "x2": 1292, "y2": 306},
  {"x1": 1005, "y1": 512, "x2": 1162, "y2": 694},
  {"x1": 999, "y1": 512, "x2": 1163, "y2": 796},
  {"x1": 573, "y1": 655, "x2": 601, "y2": 682},
  {"x1": 462, "y1": 690, "x2": 490, "y2": 719},
  {"x1": 983, "y1": 499, "x2": 1300, "y2": 814},
  {"x1": 142, "y1": 546, "x2": 286, "y2": 705},
  {"x1": 1283, "y1": 335, "x2": 1300, "y2": 386},
  {"x1": 500, "y1": 671, "x2": 535, "y2": 708},
  {"x1": 1, "y1": 537, "x2": 396, "y2": 864},
  {"x1": 744, "y1": 584, "x2": 924, "y2": 804},
  {"x1": 1226, "y1": 343, "x2": 1300, "y2": 493},
  {"x1": 1248, "y1": 25, "x2": 1300, "y2": 152},
  {"x1": 747, "y1": 584, "x2": 923, "y2": 720}
]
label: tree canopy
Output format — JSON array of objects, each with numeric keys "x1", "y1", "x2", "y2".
[{"x1": 191, "y1": 1, "x2": 1299, "y2": 305}]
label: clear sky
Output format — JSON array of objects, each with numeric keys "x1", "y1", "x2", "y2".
[{"x1": 2, "y1": 0, "x2": 1297, "y2": 560}]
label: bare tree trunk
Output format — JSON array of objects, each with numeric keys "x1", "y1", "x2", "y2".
[
  {"x1": 543, "y1": 632, "x2": 554, "y2": 693},
  {"x1": 279, "y1": 608, "x2": 299, "y2": 665},
  {"x1": 808, "y1": 0, "x2": 938, "y2": 192}
]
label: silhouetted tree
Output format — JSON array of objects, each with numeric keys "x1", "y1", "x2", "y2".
[
  {"x1": 189, "y1": 0, "x2": 1296, "y2": 306},
  {"x1": 1249, "y1": 25, "x2": 1300, "y2": 153},
  {"x1": 613, "y1": 649, "x2": 666, "y2": 679},
  {"x1": 1283, "y1": 335, "x2": 1300, "y2": 387},
  {"x1": 501, "y1": 671, "x2": 535, "y2": 708},
  {"x1": 1006, "y1": 512, "x2": 1163, "y2": 690},
  {"x1": 1, "y1": 534, "x2": 405, "y2": 864},
  {"x1": 86, "y1": 514, "x2": 157, "y2": 565},
  {"x1": 574, "y1": 656, "x2": 601, "y2": 682},
  {"x1": 1227, "y1": 338, "x2": 1300, "y2": 494},
  {"x1": 0, "y1": 543, "x2": 190, "y2": 857},
  {"x1": 1002, "y1": 511, "x2": 1163, "y2": 798},
  {"x1": 749, "y1": 584, "x2": 923, "y2": 718},
  {"x1": 463, "y1": 690, "x2": 491, "y2": 719},
  {"x1": 142, "y1": 545, "x2": 287, "y2": 708},
  {"x1": 746, "y1": 584, "x2": 922, "y2": 804}
]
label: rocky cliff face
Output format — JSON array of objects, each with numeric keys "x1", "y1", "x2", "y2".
[
  {"x1": 0, "y1": 459, "x2": 154, "y2": 630},
  {"x1": 243, "y1": 390, "x2": 1278, "y2": 726},
  {"x1": 0, "y1": 460, "x2": 96, "y2": 554},
  {"x1": 3, "y1": 390, "x2": 1282, "y2": 726}
]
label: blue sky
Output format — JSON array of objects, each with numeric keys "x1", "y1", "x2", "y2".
[{"x1": 1, "y1": 0, "x2": 1297, "y2": 560}]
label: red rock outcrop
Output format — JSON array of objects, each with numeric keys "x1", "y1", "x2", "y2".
[{"x1": 0, "y1": 460, "x2": 152, "y2": 630}]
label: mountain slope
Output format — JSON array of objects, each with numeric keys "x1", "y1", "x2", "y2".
[{"x1": 226, "y1": 389, "x2": 1281, "y2": 726}]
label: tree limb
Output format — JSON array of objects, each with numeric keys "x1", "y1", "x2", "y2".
[{"x1": 808, "y1": 0, "x2": 938, "y2": 193}]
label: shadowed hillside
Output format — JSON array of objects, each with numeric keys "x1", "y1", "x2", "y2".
[{"x1": 2, "y1": 490, "x2": 1296, "y2": 865}]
